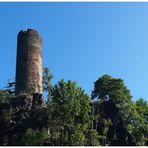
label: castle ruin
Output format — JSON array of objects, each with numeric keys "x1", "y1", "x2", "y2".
[{"x1": 15, "y1": 29, "x2": 42, "y2": 95}]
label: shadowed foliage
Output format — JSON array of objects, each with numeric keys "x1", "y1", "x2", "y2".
[{"x1": 0, "y1": 70, "x2": 147, "y2": 146}]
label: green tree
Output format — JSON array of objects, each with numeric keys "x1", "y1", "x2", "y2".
[
  {"x1": 0, "y1": 90, "x2": 10, "y2": 103},
  {"x1": 18, "y1": 128, "x2": 48, "y2": 145},
  {"x1": 0, "y1": 90, "x2": 11, "y2": 145},
  {"x1": 43, "y1": 67, "x2": 53, "y2": 94},
  {"x1": 127, "y1": 98, "x2": 148, "y2": 145},
  {"x1": 46, "y1": 79, "x2": 94, "y2": 146},
  {"x1": 92, "y1": 75, "x2": 135, "y2": 145}
]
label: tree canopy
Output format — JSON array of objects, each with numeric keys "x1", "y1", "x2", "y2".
[{"x1": 0, "y1": 69, "x2": 147, "y2": 146}]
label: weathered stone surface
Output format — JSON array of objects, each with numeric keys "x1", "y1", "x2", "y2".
[
  {"x1": 10, "y1": 94, "x2": 32, "y2": 109},
  {"x1": 15, "y1": 29, "x2": 42, "y2": 95},
  {"x1": 32, "y1": 93, "x2": 44, "y2": 108},
  {"x1": 8, "y1": 94, "x2": 45, "y2": 145}
]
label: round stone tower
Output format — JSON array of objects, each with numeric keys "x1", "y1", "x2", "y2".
[{"x1": 15, "y1": 29, "x2": 42, "y2": 95}]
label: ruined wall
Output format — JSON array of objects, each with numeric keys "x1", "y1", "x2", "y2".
[{"x1": 15, "y1": 29, "x2": 42, "y2": 95}]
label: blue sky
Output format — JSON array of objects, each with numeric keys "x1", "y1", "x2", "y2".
[{"x1": 0, "y1": 2, "x2": 148, "y2": 101}]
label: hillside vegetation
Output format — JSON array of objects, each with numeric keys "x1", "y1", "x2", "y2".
[{"x1": 0, "y1": 67, "x2": 147, "y2": 146}]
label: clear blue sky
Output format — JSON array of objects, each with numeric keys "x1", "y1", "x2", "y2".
[{"x1": 0, "y1": 2, "x2": 148, "y2": 101}]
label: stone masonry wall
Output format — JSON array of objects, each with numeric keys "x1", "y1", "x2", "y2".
[{"x1": 15, "y1": 29, "x2": 42, "y2": 95}]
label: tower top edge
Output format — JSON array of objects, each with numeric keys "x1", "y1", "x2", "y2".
[{"x1": 18, "y1": 29, "x2": 41, "y2": 37}]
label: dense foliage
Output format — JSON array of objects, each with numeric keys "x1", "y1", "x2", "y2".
[{"x1": 0, "y1": 68, "x2": 147, "y2": 146}]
